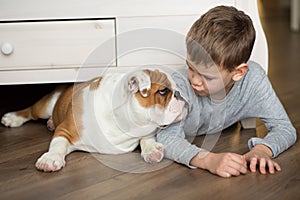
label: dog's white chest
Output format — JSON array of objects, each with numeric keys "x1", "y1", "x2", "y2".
[{"x1": 74, "y1": 74, "x2": 143, "y2": 154}]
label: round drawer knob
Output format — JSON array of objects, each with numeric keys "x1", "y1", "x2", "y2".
[{"x1": 1, "y1": 43, "x2": 14, "y2": 55}]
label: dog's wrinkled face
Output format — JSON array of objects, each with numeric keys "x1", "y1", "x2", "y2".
[{"x1": 132, "y1": 69, "x2": 187, "y2": 127}]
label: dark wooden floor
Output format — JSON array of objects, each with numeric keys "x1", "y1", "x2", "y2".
[{"x1": 1, "y1": 1, "x2": 299, "y2": 199}]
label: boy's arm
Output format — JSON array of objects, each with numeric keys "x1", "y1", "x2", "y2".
[
  {"x1": 245, "y1": 84, "x2": 296, "y2": 173},
  {"x1": 159, "y1": 69, "x2": 248, "y2": 177},
  {"x1": 246, "y1": 70, "x2": 297, "y2": 158},
  {"x1": 156, "y1": 70, "x2": 203, "y2": 168},
  {"x1": 157, "y1": 123, "x2": 248, "y2": 177},
  {"x1": 156, "y1": 122, "x2": 201, "y2": 168},
  {"x1": 244, "y1": 62, "x2": 297, "y2": 173}
]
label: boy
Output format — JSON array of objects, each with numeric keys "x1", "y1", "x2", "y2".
[{"x1": 157, "y1": 6, "x2": 297, "y2": 178}]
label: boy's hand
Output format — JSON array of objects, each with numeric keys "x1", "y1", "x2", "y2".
[
  {"x1": 191, "y1": 152, "x2": 247, "y2": 178},
  {"x1": 244, "y1": 144, "x2": 281, "y2": 174}
]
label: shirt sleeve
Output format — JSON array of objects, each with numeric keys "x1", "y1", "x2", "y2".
[
  {"x1": 156, "y1": 70, "x2": 204, "y2": 168},
  {"x1": 246, "y1": 62, "x2": 297, "y2": 157},
  {"x1": 157, "y1": 122, "x2": 202, "y2": 168}
]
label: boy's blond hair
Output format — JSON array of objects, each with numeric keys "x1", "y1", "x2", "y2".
[{"x1": 186, "y1": 6, "x2": 256, "y2": 72}]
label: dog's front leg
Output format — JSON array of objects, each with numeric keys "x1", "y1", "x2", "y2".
[
  {"x1": 35, "y1": 136, "x2": 70, "y2": 172},
  {"x1": 140, "y1": 136, "x2": 164, "y2": 163}
]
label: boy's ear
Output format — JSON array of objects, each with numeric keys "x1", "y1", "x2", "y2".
[{"x1": 232, "y1": 63, "x2": 248, "y2": 82}]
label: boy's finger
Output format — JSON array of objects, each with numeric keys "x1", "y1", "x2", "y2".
[
  {"x1": 231, "y1": 154, "x2": 246, "y2": 164},
  {"x1": 230, "y1": 161, "x2": 247, "y2": 174},
  {"x1": 240, "y1": 165, "x2": 247, "y2": 174},
  {"x1": 220, "y1": 171, "x2": 232, "y2": 178},
  {"x1": 274, "y1": 161, "x2": 281, "y2": 171},
  {"x1": 267, "y1": 160, "x2": 275, "y2": 174},
  {"x1": 229, "y1": 156, "x2": 247, "y2": 174},
  {"x1": 249, "y1": 157, "x2": 257, "y2": 172},
  {"x1": 243, "y1": 155, "x2": 247, "y2": 167},
  {"x1": 259, "y1": 158, "x2": 266, "y2": 174}
]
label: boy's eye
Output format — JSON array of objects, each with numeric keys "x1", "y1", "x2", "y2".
[
  {"x1": 204, "y1": 76, "x2": 214, "y2": 81},
  {"x1": 157, "y1": 88, "x2": 170, "y2": 96},
  {"x1": 188, "y1": 66, "x2": 193, "y2": 71},
  {"x1": 188, "y1": 66, "x2": 196, "y2": 73}
]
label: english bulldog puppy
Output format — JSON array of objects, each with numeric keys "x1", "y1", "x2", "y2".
[{"x1": 1, "y1": 69, "x2": 187, "y2": 172}]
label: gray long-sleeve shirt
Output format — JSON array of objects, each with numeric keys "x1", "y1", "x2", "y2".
[{"x1": 157, "y1": 61, "x2": 297, "y2": 168}]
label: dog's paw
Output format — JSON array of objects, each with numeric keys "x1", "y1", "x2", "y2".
[
  {"x1": 141, "y1": 142, "x2": 164, "y2": 164},
  {"x1": 46, "y1": 117, "x2": 55, "y2": 132},
  {"x1": 1, "y1": 112, "x2": 29, "y2": 127},
  {"x1": 35, "y1": 152, "x2": 65, "y2": 172}
]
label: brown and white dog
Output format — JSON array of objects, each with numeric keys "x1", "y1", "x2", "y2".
[{"x1": 1, "y1": 69, "x2": 187, "y2": 172}]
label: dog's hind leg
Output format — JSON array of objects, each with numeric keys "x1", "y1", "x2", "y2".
[
  {"x1": 1, "y1": 85, "x2": 68, "y2": 128},
  {"x1": 36, "y1": 104, "x2": 79, "y2": 172},
  {"x1": 47, "y1": 116, "x2": 55, "y2": 132}
]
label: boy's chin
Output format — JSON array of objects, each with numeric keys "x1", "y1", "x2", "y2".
[
  {"x1": 195, "y1": 91, "x2": 209, "y2": 97},
  {"x1": 196, "y1": 91, "x2": 225, "y2": 100}
]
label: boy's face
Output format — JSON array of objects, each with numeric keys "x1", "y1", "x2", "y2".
[{"x1": 186, "y1": 59, "x2": 235, "y2": 100}]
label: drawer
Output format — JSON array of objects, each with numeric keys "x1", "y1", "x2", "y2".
[{"x1": 0, "y1": 19, "x2": 116, "y2": 70}]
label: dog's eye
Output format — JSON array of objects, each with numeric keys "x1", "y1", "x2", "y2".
[{"x1": 157, "y1": 88, "x2": 170, "y2": 96}]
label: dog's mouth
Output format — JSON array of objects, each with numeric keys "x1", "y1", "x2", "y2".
[{"x1": 159, "y1": 125, "x2": 169, "y2": 129}]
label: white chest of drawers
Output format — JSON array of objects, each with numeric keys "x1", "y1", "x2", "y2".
[{"x1": 0, "y1": 0, "x2": 267, "y2": 84}]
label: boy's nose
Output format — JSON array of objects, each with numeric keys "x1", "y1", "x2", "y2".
[{"x1": 191, "y1": 75, "x2": 204, "y2": 87}]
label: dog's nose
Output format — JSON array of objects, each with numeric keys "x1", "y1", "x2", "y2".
[{"x1": 174, "y1": 91, "x2": 180, "y2": 99}]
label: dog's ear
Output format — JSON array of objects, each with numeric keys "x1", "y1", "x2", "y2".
[{"x1": 128, "y1": 71, "x2": 151, "y2": 97}]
